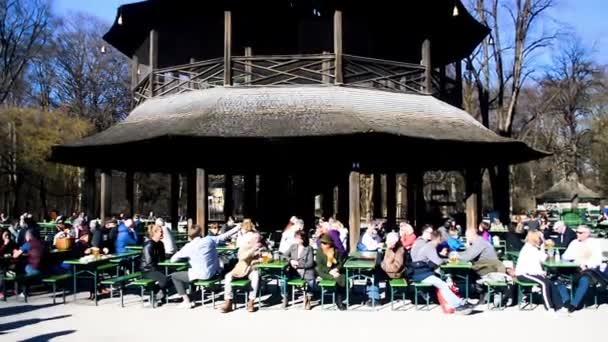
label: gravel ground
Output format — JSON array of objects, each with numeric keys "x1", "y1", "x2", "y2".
[{"x1": 0, "y1": 290, "x2": 605, "y2": 342}]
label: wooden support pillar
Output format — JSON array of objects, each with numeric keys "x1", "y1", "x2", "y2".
[
  {"x1": 465, "y1": 169, "x2": 482, "y2": 231},
  {"x1": 348, "y1": 171, "x2": 361, "y2": 253},
  {"x1": 170, "y1": 173, "x2": 180, "y2": 232},
  {"x1": 421, "y1": 38, "x2": 432, "y2": 93},
  {"x1": 100, "y1": 170, "x2": 112, "y2": 223},
  {"x1": 243, "y1": 173, "x2": 257, "y2": 219},
  {"x1": 439, "y1": 65, "x2": 446, "y2": 95},
  {"x1": 372, "y1": 173, "x2": 383, "y2": 219},
  {"x1": 126, "y1": 171, "x2": 134, "y2": 216},
  {"x1": 337, "y1": 177, "x2": 349, "y2": 224},
  {"x1": 455, "y1": 60, "x2": 463, "y2": 108},
  {"x1": 386, "y1": 172, "x2": 397, "y2": 230},
  {"x1": 84, "y1": 168, "x2": 96, "y2": 220},
  {"x1": 224, "y1": 11, "x2": 232, "y2": 86},
  {"x1": 149, "y1": 29, "x2": 158, "y2": 97},
  {"x1": 131, "y1": 55, "x2": 139, "y2": 88},
  {"x1": 406, "y1": 171, "x2": 425, "y2": 230},
  {"x1": 224, "y1": 174, "x2": 233, "y2": 219},
  {"x1": 244, "y1": 46, "x2": 252, "y2": 84},
  {"x1": 333, "y1": 10, "x2": 343, "y2": 84},
  {"x1": 187, "y1": 169, "x2": 207, "y2": 234},
  {"x1": 322, "y1": 187, "x2": 334, "y2": 220}
]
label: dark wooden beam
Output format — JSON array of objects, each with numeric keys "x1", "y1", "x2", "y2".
[
  {"x1": 372, "y1": 173, "x2": 382, "y2": 219},
  {"x1": 224, "y1": 11, "x2": 232, "y2": 86},
  {"x1": 126, "y1": 171, "x2": 134, "y2": 216},
  {"x1": 386, "y1": 172, "x2": 396, "y2": 230},
  {"x1": 407, "y1": 171, "x2": 425, "y2": 230},
  {"x1": 149, "y1": 29, "x2": 158, "y2": 97},
  {"x1": 348, "y1": 170, "x2": 360, "y2": 253},
  {"x1": 131, "y1": 55, "x2": 139, "y2": 88},
  {"x1": 224, "y1": 174, "x2": 233, "y2": 219},
  {"x1": 187, "y1": 169, "x2": 207, "y2": 234},
  {"x1": 243, "y1": 173, "x2": 256, "y2": 219},
  {"x1": 322, "y1": 186, "x2": 334, "y2": 220},
  {"x1": 465, "y1": 168, "x2": 482, "y2": 231},
  {"x1": 84, "y1": 168, "x2": 96, "y2": 220},
  {"x1": 170, "y1": 173, "x2": 180, "y2": 232},
  {"x1": 421, "y1": 38, "x2": 431, "y2": 93},
  {"x1": 455, "y1": 60, "x2": 463, "y2": 108},
  {"x1": 100, "y1": 170, "x2": 112, "y2": 222},
  {"x1": 333, "y1": 10, "x2": 343, "y2": 84},
  {"x1": 337, "y1": 177, "x2": 349, "y2": 224}
]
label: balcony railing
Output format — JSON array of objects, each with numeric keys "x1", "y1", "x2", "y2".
[{"x1": 133, "y1": 54, "x2": 461, "y2": 107}]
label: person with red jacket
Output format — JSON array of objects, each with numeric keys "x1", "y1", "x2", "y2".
[{"x1": 13, "y1": 229, "x2": 44, "y2": 276}]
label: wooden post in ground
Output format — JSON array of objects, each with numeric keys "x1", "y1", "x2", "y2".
[
  {"x1": 243, "y1": 173, "x2": 257, "y2": 219},
  {"x1": 348, "y1": 170, "x2": 361, "y2": 253},
  {"x1": 84, "y1": 168, "x2": 96, "y2": 219},
  {"x1": 333, "y1": 10, "x2": 343, "y2": 84},
  {"x1": 372, "y1": 174, "x2": 383, "y2": 220},
  {"x1": 244, "y1": 47, "x2": 252, "y2": 84},
  {"x1": 322, "y1": 186, "x2": 334, "y2": 219},
  {"x1": 224, "y1": 174, "x2": 233, "y2": 219},
  {"x1": 149, "y1": 29, "x2": 158, "y2": 97},
  {"x1": 465, "y1": 169, "x2": 482, "y2": 231},
  {"x1": 386, "y1": 172, "x2": 396, "y2": 230},
  {"x1": 224, "y1": 11, "x2": 232, "y2": 86},
  {"x1": 126, "y1": 171, "x2": 134, "y2": 216},
  {"x1": 337, "y1": 177, "x2": 349, "y2": 224},
  {"x1": 406, "y1": 171, "x2": 425, "y2": 230},
  {"x1": 100, "y1": 170, "x2": 112, "y2": 223},
  {"x1": 170, "y1": 173, "x2": 180, "y2": 232},
  {"x1": 187, "y1": 169, "x2": 207, "y2": 235},
  {"x1": 421, "y1": 38, "x2": 432, "y2": 93}
]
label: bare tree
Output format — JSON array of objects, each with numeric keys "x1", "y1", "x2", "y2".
[
  {"x1": 464, "y1": 0, "x2": 557, "y2": 221},
  {"x1": 0, "y1": 0, "x2": 51, "y2": 104}
]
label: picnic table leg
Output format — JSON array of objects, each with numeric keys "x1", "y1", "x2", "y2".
[
  {"x1": 281, "y1": 270, "x2": 287, "y2": 309},
  {"x1": 465, "y1": 274, "x2": 469, "y2": 300},
  {"x1": 72, "y1": 265, "x2": 77, "y2": 301},
  {"x1": 346, "y1": 268, "x2": 349, "y2": 310},
  {"x1": 94, "y1": 270, "x2": 98, "y2": 306},
  {"x1": 371, "y1": 272, "x2": 375, "y2": 309}
]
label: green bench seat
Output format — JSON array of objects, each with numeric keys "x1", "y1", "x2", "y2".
[
  {"x1": 287, "y1": 279, "x2": 308, "y2": 309},
  {"x1": 2, "y1": 273, "x2": 41, "y2": 303},
  {"x1": 229, "y1": 279, "x2": 252, "y2": 310},
  {"x1": 287, "y1": 279, "x2": 306, "y2": 287},
  {"x1": 484, "y1": 281, "x2": 508, "y2": 310},
  {"x1": 413, "y1": 282, "x2": 433, "y2": 310},
  {"x1": 130, "y1": 278, "x2": 159, "y2": 308},
  {"x1": 43, "y1": 274, "x2": 72, "y2": 304},
  {"x1": 389, "y1": 278, "x2": 409, "y2": 311},
  {"x1": 514, "y1": 279, "x2": 539, "y2": 310},
  {"x1": 100, "y1": 272, "x2": 143, "y2": 308},
  {"x1": 193, "y1": 278, "x2": 221, "y2": 308},
  {"x1": 319, "y1": 280, "x2": 337, "y2": 310}
]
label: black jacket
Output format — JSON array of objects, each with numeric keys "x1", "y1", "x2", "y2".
[
  {"x1": 140, "y1": 239, "x2": 165, "y2": 273},
  {"x1": 505, "y1": 232, "x2": 524, "y2": 252},
  {"x1": 91, "y1": 229, "x2": 112, "y2": 251},
  {"x1": 555, "y1": 228, "x2": 576, "y2": 248}
]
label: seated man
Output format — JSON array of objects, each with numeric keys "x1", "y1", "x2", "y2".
[
  {"x1": 458, "y1": 228, "x2": 503, "y2": 276},
  {"x1": 410, "y1": 226, "x2": 473, "y2": 315},
  {"x1": 358, "y1": 226, "x2": 382, "y2": 251},
  {"x1": 115, "y1": 219, "x2": 137, "y2": 254},
  {"x1": 550, "y1": 221, "x2": 576, "y2": 249},
  {"x1": 562, "y1": 225, "x2": 606, "y2": 312}
]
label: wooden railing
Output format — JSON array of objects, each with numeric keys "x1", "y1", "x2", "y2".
[{"x1": 132, "y1": 54, "x2": 460, "y2": 107}]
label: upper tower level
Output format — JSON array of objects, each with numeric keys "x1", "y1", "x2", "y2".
[{"x1": 104, "y1": 0, "x2": 489, "y2": 107}]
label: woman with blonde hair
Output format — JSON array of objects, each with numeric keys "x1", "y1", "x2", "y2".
[
  {"x1": 315, "y1": 234, "x2": 347, "y2": 310},
  {"x1": 515, "y1": 230, "x2": 566, "y2": 312},
  {"x1": 236, "y1": 218, "x2": 257, "y2": 248},
  {"x1": 140, "y1": 224, "x2": 167, "y2": 303}
]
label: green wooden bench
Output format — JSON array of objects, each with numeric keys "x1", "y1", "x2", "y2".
[
  {"x1": 193, "y1": 278, "x2": 221, "y2": 309},
  {"x1": 287, "y1": 278, "x2": 307, "y2": 309},
  {"x1": 484, "y1": 281, "x2": 508, "y2": 311},
  {"x1": 230, "y1": 279, "x2": 251, "y2": 310},
  {"x1": 42, "y1": 274, "x2": 72, "y2": 304},
  {"x1": 413, "y1": 282, "x2": 433, "y2": 311},
  {"x1": 2, "y1": 273, "x2": 41, "y2": 303},
  {"x1": 514, "y1": 278, "x2": 539, "y2": 310},
  {"x1": 319, "y1": 279, "x2": 337, "y2": 310},
  {"x1": 97, "y1": 262, "x2": 120, "y2": 277},
  {"x1": 100, "y1": 272, "x2": 142, "y2": 307},
  {"x1": 388, "y1": 278, "x2": 409, "y2": 311},
  {"x1": 130, "y1": 278, "x2": 158, "y2": 308}
]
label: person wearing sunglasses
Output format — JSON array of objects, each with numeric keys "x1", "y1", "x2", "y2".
[{"x1": 562, "y1": 225, "x2": 606, "y2": 312}]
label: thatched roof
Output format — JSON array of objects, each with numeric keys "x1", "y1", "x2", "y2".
[
  {"x1": 51, "y1": 85, "x2": 548, "y2": 172},
  {"x1": 537, "y1": 177, "x2": 603, "y2": 202}
]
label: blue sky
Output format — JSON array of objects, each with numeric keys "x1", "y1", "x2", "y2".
[{"x1": 54, "y1": 0, "x2": 607, "y2": 64}]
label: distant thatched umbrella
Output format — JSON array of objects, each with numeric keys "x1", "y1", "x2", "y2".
[{"x1": 537, "y1": 174, "x2": 603, "y2": 203}]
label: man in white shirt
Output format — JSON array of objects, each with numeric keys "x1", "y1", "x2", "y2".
[
  {"x1": 360, "y1": 226, "x2": 382, "y2": 251},
  {"x1": 563, "y1": 225, "x2": 607, "y2": 312}
]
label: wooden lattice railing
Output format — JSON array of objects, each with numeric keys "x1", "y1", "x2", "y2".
[{"x1": 132, "y1": 54, "x2": 460, "y2": 106}]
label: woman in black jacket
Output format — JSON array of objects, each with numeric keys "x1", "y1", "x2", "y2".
[{"x1": 140, "y1": 224, "x2": 167, "y2": 301}]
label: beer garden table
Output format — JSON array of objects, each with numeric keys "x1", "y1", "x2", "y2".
[
  {"x1": 64, "y1": 256, "x2": 115, "y2": 305},
  {"x1": 256, "y1": 260, "x2": 289, "y2": 309},
  {"x1": 344, "y1": 258, "x2": 376, "y2": 310},
  {"x1": 543, "y1": 261, "x2": 579, "y2": 301},
  {"x1": 440, "y1": 261, "x2": 473, "y2": 299}
]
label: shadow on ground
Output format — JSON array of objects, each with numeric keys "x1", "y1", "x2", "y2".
[
  {"x1": 0, "y1": 304, "x2": 56, "y2": 318},
  {"x1": 0, "y1": 315, "x2": 71, "y2": 334},
  {"x1": 17, "y1": 329, "x2": 76, "y2": 342}
]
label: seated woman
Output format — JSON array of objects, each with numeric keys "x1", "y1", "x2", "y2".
[
  {"x1": 0, "y1": 229, "x2": 18, "y2": 300},
  {"x1": 140, "y1": 224, "x2": 168, "y2": 303},
  {"x1": 279, "y1": 217, "x2": 302, "y2": 255},
  {"x1": 410, "y1": 226, "x2": 473, "y2": 314},
  {"x1": 221, "y1": 232, "x2": 264, "y2": 313},
  {"x1": 285, "y1": 230, "x2": 315, "y2": 310},
  {"x1": 358, "y1": 226, "x2": 382, "y2": 251},
  {"x1": 315, "y1": 234, "x2": 347, "y2": 311},
  {"x1": 399, "y1": 222, "x2": 416, "y2": 250},
  {"x1": 235, "y1": 218, "x2": 257, "y2": 248},
  {"x1": 515, "y1": 230, "x2": 568, "y2": 312},
  {"x1": 381, "y1": 232, "x2": 405, "y2": 279}
]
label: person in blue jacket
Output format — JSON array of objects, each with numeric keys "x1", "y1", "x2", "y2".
[
  {"x1": 115, "y1": 218, "x2": 138, "y2": 254},
  {"x1": 447, "y1": 226, "x2": 465, "y2": 251}
]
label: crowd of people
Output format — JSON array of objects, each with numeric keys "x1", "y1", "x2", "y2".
[{"x1": 1, "y1": 210, "x2": 607, "y2": 316}]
